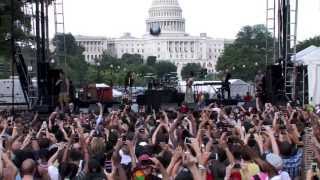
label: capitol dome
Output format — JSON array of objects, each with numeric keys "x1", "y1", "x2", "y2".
[{"x1": 146, "y1": 0, "x2": 186, "y2": 35}]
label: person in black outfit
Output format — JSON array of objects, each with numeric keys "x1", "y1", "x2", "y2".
[{"x1": 221, "y1": 70, "x2": 231, "y2": 99}]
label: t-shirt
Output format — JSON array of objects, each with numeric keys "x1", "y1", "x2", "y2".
[
  {"x1": 241, "y1": 162, "x2": 261, "y2": 179},
  {"x1": 48, "y1": 165, "x2": 59, "y2": 180},
  {"x1": 132, "y1": 169, "x2": 162, "y2": 180},
  {"x1": 270, "y1": 171, "x2": 291, "y2": 180}
]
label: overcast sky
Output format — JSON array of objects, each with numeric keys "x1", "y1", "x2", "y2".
[{"x1": 49, "y1": 0, "x2": 320, "y2": 41}]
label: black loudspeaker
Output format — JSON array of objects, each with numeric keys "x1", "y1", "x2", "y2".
[{"x1": 265, "y1": 65, "x2": 286, "y2": 104}]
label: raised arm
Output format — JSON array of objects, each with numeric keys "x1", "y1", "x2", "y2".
[
  {"x1": 265, "y1": 126, "x2": 280, "y2": 155},
  {"x1": 152, "y1": 123, "x2": 164, "y2": 145},
  {"x1": 150, "y1": 157, "x2": 170, "y2": 180}
]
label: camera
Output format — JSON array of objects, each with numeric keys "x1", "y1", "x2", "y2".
[
  {"x1": 184, "y1": 137, "x2": 192, "y2": 144},
  {"x1": 312, "y1": 162, "x2": 318, "y2": 173},
  {"x1": 139, "y1": 128, "x2": 145, "y2": 133},
  {"x1": 122, "y1": 135, "x2": 127, "y2": 142}
]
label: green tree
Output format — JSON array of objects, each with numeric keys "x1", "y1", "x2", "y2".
[
  {"x1": 100, "y1": 53, "x2": 120, "y2": 70},
  {"x1": 216, "y1": 24, "x2": 273, "y2": 81},
  {"x1": 0, "y1": 0, "x2": 34, "y2": 78},
  {"x1": 181, "y1": 63, "x2": 203, "y2": 80},
  {"x1": 121, "y1": 53, "x2": 143, "y2": 65},
  {"x1": 52, "y1": 33, "x2": 89, "y2": 86},
  {"x1": 296, "y1": 35, "x2": 320, "y2": 52},
  {"x1": 146, "y1": 56, "x2": 157, "y2": 66},
  {"x1": 132, "y1": 64, "x2": 155, "y2": 76},
  {"x1": 154, "y1": 61, "x2": 177, "y2": 77}
]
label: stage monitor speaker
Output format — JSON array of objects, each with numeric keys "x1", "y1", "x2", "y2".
[{"x1": 265, "y1": 65, "x2": 286, "y2": 104}]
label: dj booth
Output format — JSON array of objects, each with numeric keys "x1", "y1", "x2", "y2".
[{"x1": 137, "y1": 89, "x2": 184, "y2": 110}]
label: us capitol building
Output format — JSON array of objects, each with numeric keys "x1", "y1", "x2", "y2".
[{"x1": 75, "y1": 0, "x2": 233, "y2": 74}]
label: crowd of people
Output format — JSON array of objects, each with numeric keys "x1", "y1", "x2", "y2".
[{"x1": 0, "y1": 100, "x2": 320, "y2": 180}]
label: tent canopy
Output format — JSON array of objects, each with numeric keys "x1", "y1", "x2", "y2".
[
  {"x1": 292, "y1": 45, "x2": 318, "y2": 64},
  {"x1": 293, "y1": 46, "x2": 320, "y2": 105}
]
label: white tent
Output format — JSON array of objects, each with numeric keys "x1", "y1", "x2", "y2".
[
  {"x1": 292, "y1": 46, "x2": 320, "y2": 105},
  {"x1": 94, "y1": 83, "x2": 123, "y2": 98},
  {"x1": 112, "y1": 89, "x2": 123, "y2": 98}
]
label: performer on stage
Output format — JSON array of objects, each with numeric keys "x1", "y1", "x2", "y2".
[
  {"x1": 185, "y1": 72, "x2": 195, "y2": 108},
  {"x1": 221, "y1": 70, "x2": 231, "y2": 99},
  {"x1": 255, "y1": 70, "x2": 265, "y2": 111},
  {"x1": 56, "y1": 71, "x2": 70, "y2": 112},
  {"x1": 125, "y1": 71, "x2": 134, "y2": 92}
]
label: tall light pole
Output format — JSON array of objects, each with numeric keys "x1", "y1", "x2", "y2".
[
  {"x1": 110, "y1": 64, "x2": 114, "y2": 87},
  {"x1": 96, "y1": 61, "x2": 101, "y2": 83}
]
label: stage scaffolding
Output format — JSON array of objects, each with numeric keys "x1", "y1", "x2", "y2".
[{"x1": 265, "y1": 0, "x2": 308, "y2": 104}]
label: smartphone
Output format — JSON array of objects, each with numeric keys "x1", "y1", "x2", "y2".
[
  {"x1": 43, "y1": 121, "x2": 47, "y2": 129},
  {"x1": 139, "y1": 128, "x2": 145, "y2": 133},
  {"x1": 312, "y1": 162, "x2": 318, "y2": 173},
  {"x1": 104, "y1": 160, "x2": 112, "y2": 173},
  {"x1": 122, "y1": 135, "x2": 127, "y2": 142}
]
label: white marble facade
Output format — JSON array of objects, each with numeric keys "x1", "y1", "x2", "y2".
[{"x1": 75, "y1": 0, "x2": 232, "y2": 73}]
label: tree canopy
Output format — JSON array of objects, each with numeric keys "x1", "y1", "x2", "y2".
[
  {"x1": 296, "y1": 35, "x2": 320, "y2": 52},
  {"x1": 181, "y1": 63, "x2": 203, "y2": 80},
  {"x1": 146, "y1": 56, "x2": 157, "y2": 66},
  {"x1": 154, "y1": 61, "x2": 177, "y2": 77},
  {"x1": 52, "y1": 33, "x2": 89, "y2": 86},
  {"x1": 0, "y1": 0, "x2": 33, "y2": 78},
  {"x1": 216, "y1": 24, "x2": 274, "y2": 81}
]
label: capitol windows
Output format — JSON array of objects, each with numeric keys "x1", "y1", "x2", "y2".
[
  {"x1": 87, "y1": 55, "x2": 89, "y2": 60},
  {"x1": 158, "y1": 47, "x2": 160, "y2": 52},
  {"x1": 131, "y1": 48, "x2": 134, "y2": 53},
  {"x1": 142, "y1": 49, "x2": 144, "y2": 53},
  {"x1": 157, "y1": 55, "x2": 160, "y2": 58}
]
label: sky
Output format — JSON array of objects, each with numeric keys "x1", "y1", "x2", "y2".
[{"x1": 49, "y1": 0, "x2": 320, "y2": 41}]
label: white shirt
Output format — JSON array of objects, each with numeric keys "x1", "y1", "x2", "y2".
[
  {"x1": 270, "y1": 171, "x2": 291, "y2": 180},
  {"x1": 48, "y1": 165, "x2": 59, "y2": 180}
]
